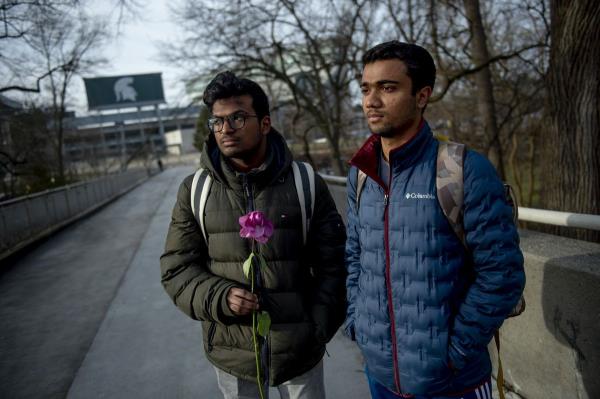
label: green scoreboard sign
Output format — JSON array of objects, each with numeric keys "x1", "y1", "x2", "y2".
[{"x1": 83, "y1": 73, "x2": 165, "y2": 110}]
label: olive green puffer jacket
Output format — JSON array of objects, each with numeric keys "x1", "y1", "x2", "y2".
[{"x1": 160, "y1": 130, "x2": 346, "y2": 385}]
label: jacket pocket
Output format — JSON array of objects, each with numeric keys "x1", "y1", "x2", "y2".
[{"x1": 264, "y1": 292, "x2": 308, "y2": 323}]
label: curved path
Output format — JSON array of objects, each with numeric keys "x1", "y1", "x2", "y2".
[{"x1": 0, "y1": 166, "x2": 368, "y2": 399}]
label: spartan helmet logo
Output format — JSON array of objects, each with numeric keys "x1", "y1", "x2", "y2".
[{"x1": 114, "y1": 77, "x2": 137, "y2": 102}]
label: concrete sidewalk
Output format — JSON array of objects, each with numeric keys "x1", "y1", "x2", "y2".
[{"x1": 0, "y1": 166, "x2": 369, "y2": 399}]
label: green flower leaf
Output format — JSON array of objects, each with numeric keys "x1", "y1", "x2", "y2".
[
  {"x1": 257, "y1": 311, "x2": 271, "y2": 337},
  {"x1": 243, "y1": 253, "x2": 255, "y2": 279}
]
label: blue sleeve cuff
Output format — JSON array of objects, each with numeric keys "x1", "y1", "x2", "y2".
[{"x1": 448, "y1": 341, "x2": 467, "y2": 370}]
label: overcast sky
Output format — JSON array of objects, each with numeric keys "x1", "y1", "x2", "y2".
[{"x1": 73, "y1": 0, "x2": 190, "y2": 114}]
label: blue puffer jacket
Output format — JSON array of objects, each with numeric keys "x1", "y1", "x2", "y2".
[{"x1": 345, "y1": 121, "x2": 525, "y2": 396}]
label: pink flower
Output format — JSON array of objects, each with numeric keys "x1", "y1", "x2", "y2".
[{"x1": 239, "y1": 211, "x2": 274, "y2": 244}]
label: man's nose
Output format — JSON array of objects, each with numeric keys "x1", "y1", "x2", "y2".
[
  {"x1": 221, "y1": 118, "x2": 236, "y2": 133},
  {"x1": 364, "y1": 91, "x2": 382, "y2": 108}
]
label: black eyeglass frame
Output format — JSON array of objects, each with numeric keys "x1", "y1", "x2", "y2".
[{"x1": 207, "y1": 112, "x2": 259, "y2": 133}]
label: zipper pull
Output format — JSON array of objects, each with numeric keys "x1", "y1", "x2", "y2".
[
  {"x1": 384, "y1": 193, "x2": 389, "y2": 206},
  {"x1": 242, "y1": 175, "x2": 254, "y2": 211}
]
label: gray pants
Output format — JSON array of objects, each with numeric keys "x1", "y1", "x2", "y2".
[{"x1": 214, "y1": 360, "x2": 325, "y2": 399}]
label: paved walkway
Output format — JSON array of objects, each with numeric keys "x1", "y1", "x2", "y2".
[{"x1": 0, "y1": 166, "x2": 369, "y2": 399}]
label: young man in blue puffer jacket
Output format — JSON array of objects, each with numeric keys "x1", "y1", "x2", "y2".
[{"x1": 344, "y1": 41, "x2": 525, "y2": 399}]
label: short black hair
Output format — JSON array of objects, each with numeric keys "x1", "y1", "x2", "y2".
[
  {"x1": 202, "y1": 71, "x2": 270, "y2": 120},
  {"x1": 362, "y1": 41, "x2": 436, "y2": 95}
]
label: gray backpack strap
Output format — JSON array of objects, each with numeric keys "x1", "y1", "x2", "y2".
[
  {"x1": 356, "y1": 169, "x2": 367, "y2": 211},
  {"x1": 291, "y1": 161, "x2": 315, "y2": 246},
  {"x1": 190, "y1": 168, "x2": 212, "y2": 243},
  {"x1": 436, "y1": 140, "x2": 466, "y2": 246}
]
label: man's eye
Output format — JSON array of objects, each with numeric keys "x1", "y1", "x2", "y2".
[
  {"x1": 360, "y1": 87, "x2": 369, "y2": 94},
  {"x1": 382, "y1": 86, "x2": 395, "y2": 92},
  {"x1": 233, "y1": 114, "x2": 245, "y2": 122}
]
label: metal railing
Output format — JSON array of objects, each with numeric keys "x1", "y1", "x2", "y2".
[
  {"x1": 0, "y1": 169, "x2": 151, "y2": 260},
  {"x1": 320, "y1": 174, "x2": 600, "y2": 231}
]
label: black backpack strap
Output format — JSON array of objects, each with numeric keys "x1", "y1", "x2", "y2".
[{"x1": 292, "y1": 161, "x2": 315, "y2": 245}]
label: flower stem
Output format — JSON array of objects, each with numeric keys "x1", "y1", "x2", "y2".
[{"x1": 251, "y1": 262, "x2": 266, "y2": 399}]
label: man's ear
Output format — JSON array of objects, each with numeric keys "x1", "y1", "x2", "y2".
[
  {"x1": 260, "y1": 115, "x2": 271, "y2": 135},
  {"x1": 416, "y1": 86, "x2": 432, "y2": 110}
]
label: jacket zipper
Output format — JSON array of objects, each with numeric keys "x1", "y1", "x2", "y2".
[
  {"x1": 207, "y1": 321, "x2": 216, "y2": 352},
  {"x1": 383, "y1": 189, "x2": 401, "y2": 394},
  {"x1": 242, "y1": 175, "x2": 254, "y2": 213}
]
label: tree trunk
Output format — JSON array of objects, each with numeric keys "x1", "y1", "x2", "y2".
[
  {"x1": 463, "y1": 0, "x2": 506, "y2": 180},
  {"x1": 301, "y1": 134, "x2": 316, "y2": 169},
  {"x1": 543, "y1": 0, "x2": 600, "y2": 242},
  {"x1": 329, "y1": 135, "x2": 345, "y2": 176}
]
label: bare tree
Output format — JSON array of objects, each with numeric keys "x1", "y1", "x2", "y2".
[
  {"x1": 0, "y1": 0, "x2": 79, "y2": 93},
  {"x1": 463, "y1": 0, "x2": 505, "y2": 178},
  {"x1": 21, "y1": 9, "x2": 107, "y2": 181},
  {"x1": 165, "y1": 0, "x2": 375, "y2": 175},
  {"x1": 0, "y1": 106, "x2": 55, "y2": 197},
  {"x1": 0, "y1": 0, "x2": 139, "y2": 94}
]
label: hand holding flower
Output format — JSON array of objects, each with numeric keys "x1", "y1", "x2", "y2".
[{"x1": 227, "y1": 287, "x2": 259, "y2": 316}]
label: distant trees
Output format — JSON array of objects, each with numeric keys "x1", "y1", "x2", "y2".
[
  {"x1": 0, "y1": 107, "x2": 54, "y2": 197},
  {"x1": 0, "y1": 0, "x2": 80, "y2": 94},
  {"x1": 166, "y1": 0, "x2": 374, "y2": 175},
  {"x1": 0, "y1": 0, "x2": 140, "y2": 197},
  {"x1": 166, "y1": 0, "x2": 550, "y2": 180},
  {"x1": 0, "y1": 0, "x2": 137, "y2": 94},
  {"x1": 163, "y1": 0, "x2": 596, "y2": 237},
  {"x1": 27, "y1": 10, "x2": 108, "y2": 181},
  {"x1": 352, "y1": 0, "x2": 549, "y2": 209},
  {"x1": 194, "y1": 105, "x2": 210, "y2": 152}
]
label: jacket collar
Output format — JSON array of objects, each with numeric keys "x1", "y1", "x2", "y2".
[
  {"x1": 200, "y1": 128, "x2": 292, "y2": 190},
  {"x1": 349, "y1": 119, "x2": 434, "y2": 182}
]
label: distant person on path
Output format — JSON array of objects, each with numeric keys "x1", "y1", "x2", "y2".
[
  {"x1": 160, "y1": 71, "x2": 346, "y2": 399},
  {"x1": 344, "y1": 41, "x2": 525, "y2": 399}
]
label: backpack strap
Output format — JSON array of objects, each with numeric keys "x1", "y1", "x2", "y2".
[
  {"x1": 437, "y1": 140, "x2": 524, "y2": 399},
  {"x1": 356, "y1": 169, "x2": 367, "y2": 211},
  {"x1": 190, "y1": 168, "x2": 212, "y2": 243},
  {"x1": 291, "y1": 161, "x2": 315, "y2": 246},
  {"x1": 436, "y1": 140, "x2": 467, "y2": 247}
]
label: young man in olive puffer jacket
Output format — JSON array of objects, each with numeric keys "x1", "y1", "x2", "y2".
[{"x1": 160, "y1": 71, "x2": 347, "y2": 399}]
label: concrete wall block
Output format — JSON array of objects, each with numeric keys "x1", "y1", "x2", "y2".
[{"x1": 490, "y1": 230, "x2": 600, "y2": 399}]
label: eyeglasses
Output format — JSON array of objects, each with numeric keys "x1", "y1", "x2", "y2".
[{"x1": 207, "y1": 112, "x2": 258, "y2": 133}]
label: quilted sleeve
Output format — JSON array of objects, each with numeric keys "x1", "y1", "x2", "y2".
[
  {"x1": 343, "y1": 167, "x2": 362, "y2": 340},
  {"x1": 447, "y1": 151, "x2": 525, "y2": 370},
  {"x1": 160, "y1": 176, "x2": 238, "y2": 324}
]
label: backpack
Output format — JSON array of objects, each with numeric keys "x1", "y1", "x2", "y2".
[
  {"x1": 190, "y1": 161, "x2": 315, "y2": 246},
  {"x1": 354, "y1": 139, "x2": 524, "y2": 399}
]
